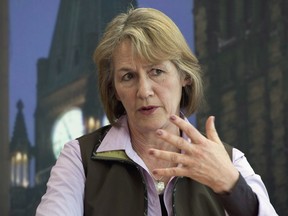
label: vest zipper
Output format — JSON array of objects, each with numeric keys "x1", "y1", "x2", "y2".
[{"x1": 172, "y1": 177, "x2": 181, "y2": 216}]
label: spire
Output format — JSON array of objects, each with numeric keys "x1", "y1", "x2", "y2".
[{"x1": 10, "y1": 99, "x2": 31, "y2": 152}]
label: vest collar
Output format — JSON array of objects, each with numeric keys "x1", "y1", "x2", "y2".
[{"x1": 92, "y1": 150, "x2": 133, "y2": 162}]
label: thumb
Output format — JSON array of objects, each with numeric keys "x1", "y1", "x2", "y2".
[{"x1": 206, "y1": 116, "x2": 222, "y2": 144}]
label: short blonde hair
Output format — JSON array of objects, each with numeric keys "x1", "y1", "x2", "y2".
[{"x1": 94, "y1": 7, "x2": 203, "y2": 124}]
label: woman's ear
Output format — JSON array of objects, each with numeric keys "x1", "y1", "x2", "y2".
[{"x1": 182, "y1": 76, "x2": 192, "y2": 87}]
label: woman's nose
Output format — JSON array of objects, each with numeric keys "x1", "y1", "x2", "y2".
[{"x1": 136, "y1": 76, "x2": 154, "y2": 99}]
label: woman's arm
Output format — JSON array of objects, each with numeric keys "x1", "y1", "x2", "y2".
[
  {"x1": 149, "y1": 115, "x2": 278, "y2": 216},
  {"x1": 230, "y1": 148, "x2": 278, "y2": 216},
  {"x1": 36, "y1": 140, "x2": 85, "y2": 216}
]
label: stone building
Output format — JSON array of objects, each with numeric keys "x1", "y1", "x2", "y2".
[
  {"x1": 9, "y1": 100, "x2": 37, "y2": 216},
  {"x1": 35, "y1": 0, "x2": 137, "y2": 179},
  {"x1": 194, "y1": 1, "x2": 288, "y2": 215},
  {"x1": 9, "y1": 1, "x2": 137, "y2": 215}
]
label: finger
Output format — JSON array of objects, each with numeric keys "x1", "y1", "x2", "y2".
[
  {"x1": 169, "y1": 115, "x2": 206, "y2": 144},
  {"x1": 156, "y1": 129, "x2": 192, "y2": 153},
  {"x1": 148, "y1": 148, "x2": 191, "y2": 178},
  {"x1": 152, "y1": 166, "x2": 187, "y2": 178},
  {"x1": 148, "y1": 148, "x2": 190, "y2": 165},
  {"x1": 205, "y1": 116, "x2": 222, "y2": 144}
]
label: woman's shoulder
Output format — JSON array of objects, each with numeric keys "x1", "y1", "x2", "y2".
[{"x1": 77, "y1": 124, "x2": 112, "y2": 144}]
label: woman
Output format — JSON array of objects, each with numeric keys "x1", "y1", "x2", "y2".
[{"x1": 36, "y1": 8, "x2": 277, "y2": 216}]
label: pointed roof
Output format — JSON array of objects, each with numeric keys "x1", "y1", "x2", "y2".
[
  {"x1": 10, "y1": 100, "x2": 31, "y2": 152},
  {"x1": 37, "y1": 0, "x2": 138, "y2": 96}
]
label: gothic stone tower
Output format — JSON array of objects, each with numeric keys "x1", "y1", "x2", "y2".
[
  {"x1": 10, "y1": 100, "x2": 36, "y2": 216},
  {"x1": 194, "y1": 1, "x2": 288, "y2": 214},
  {"x1": 35, "y1": 0, "x2": 137, "y2": 183}
]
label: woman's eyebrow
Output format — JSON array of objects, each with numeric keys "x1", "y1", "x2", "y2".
[
  {"x1": 115, "y1": 67, "x2": 134, "y2": 73},
  {"x1": 145, "y1": 62, "x2": 165, "y2": 68},
  {"x1": 150, "y1": 63, "x2": 168, "y2": 70}
]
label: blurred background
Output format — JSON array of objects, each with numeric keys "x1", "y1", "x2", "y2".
[{"x1": 1, "y1": 0, "x2": 287, "y2": 215}]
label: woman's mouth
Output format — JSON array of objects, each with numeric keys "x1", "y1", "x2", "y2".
[{"x1": 139, "y1": 106, "x2": 158, "y2": 115}]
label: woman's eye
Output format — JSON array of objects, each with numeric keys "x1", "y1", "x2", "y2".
[
  {"x1": 151, "y1": 68, "x2": 164, "y2": 76},
  {"x1": 122, "y1": 73, "x2": 134, "y2": 81}
]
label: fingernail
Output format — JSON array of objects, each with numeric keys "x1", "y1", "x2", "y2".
[
  {"x1": 152, "y1": 170, "x2": 158, "y2": 175},
  {"x1": 148, "y1": 149, "x2": 155, "y2": 155},
  {"x1": 170, "y1": 115, "x2": 176, "y2": 121},
  {"x1": 156, "y1": 129, "x2": 163, "y2": 136},
  {"x1": 212, "y1": 116, "x2": 216, "y2": 129}
]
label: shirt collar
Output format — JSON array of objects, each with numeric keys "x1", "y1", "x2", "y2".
[
  {"x1": 96, "y1": 115, "x2": 130, "y2": 153},
  {"x1": 97, "y1": 114, "x2": 192, "y2": 153},
  {"x1": 95, "y1": 114, "x2": 192, "y2": 175}
]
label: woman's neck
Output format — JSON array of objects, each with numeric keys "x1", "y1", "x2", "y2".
[{"x1": 129, "y1": 124, "x2": 180, "y2": 172}]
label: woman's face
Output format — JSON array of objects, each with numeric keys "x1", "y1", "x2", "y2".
[{"x1": 113, "y1": 40, "x2": 188, "y2": 132}]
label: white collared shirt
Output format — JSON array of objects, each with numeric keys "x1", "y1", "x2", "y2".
[{"x1": 36, "y1": 116, "x2": 278, "y2": 216}]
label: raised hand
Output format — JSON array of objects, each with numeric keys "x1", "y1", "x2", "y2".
[{"x1": 149, "y1": 115, "x2": 239, "y2": 193}]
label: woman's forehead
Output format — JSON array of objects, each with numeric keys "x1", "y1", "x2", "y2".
[{"x1": 113, "y1": 38, "x2": 169, "y2": 64}]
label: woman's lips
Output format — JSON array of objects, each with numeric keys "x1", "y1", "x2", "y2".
[{"x1": 138, "y1": 106, "x2": 158, "y2": 115}]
